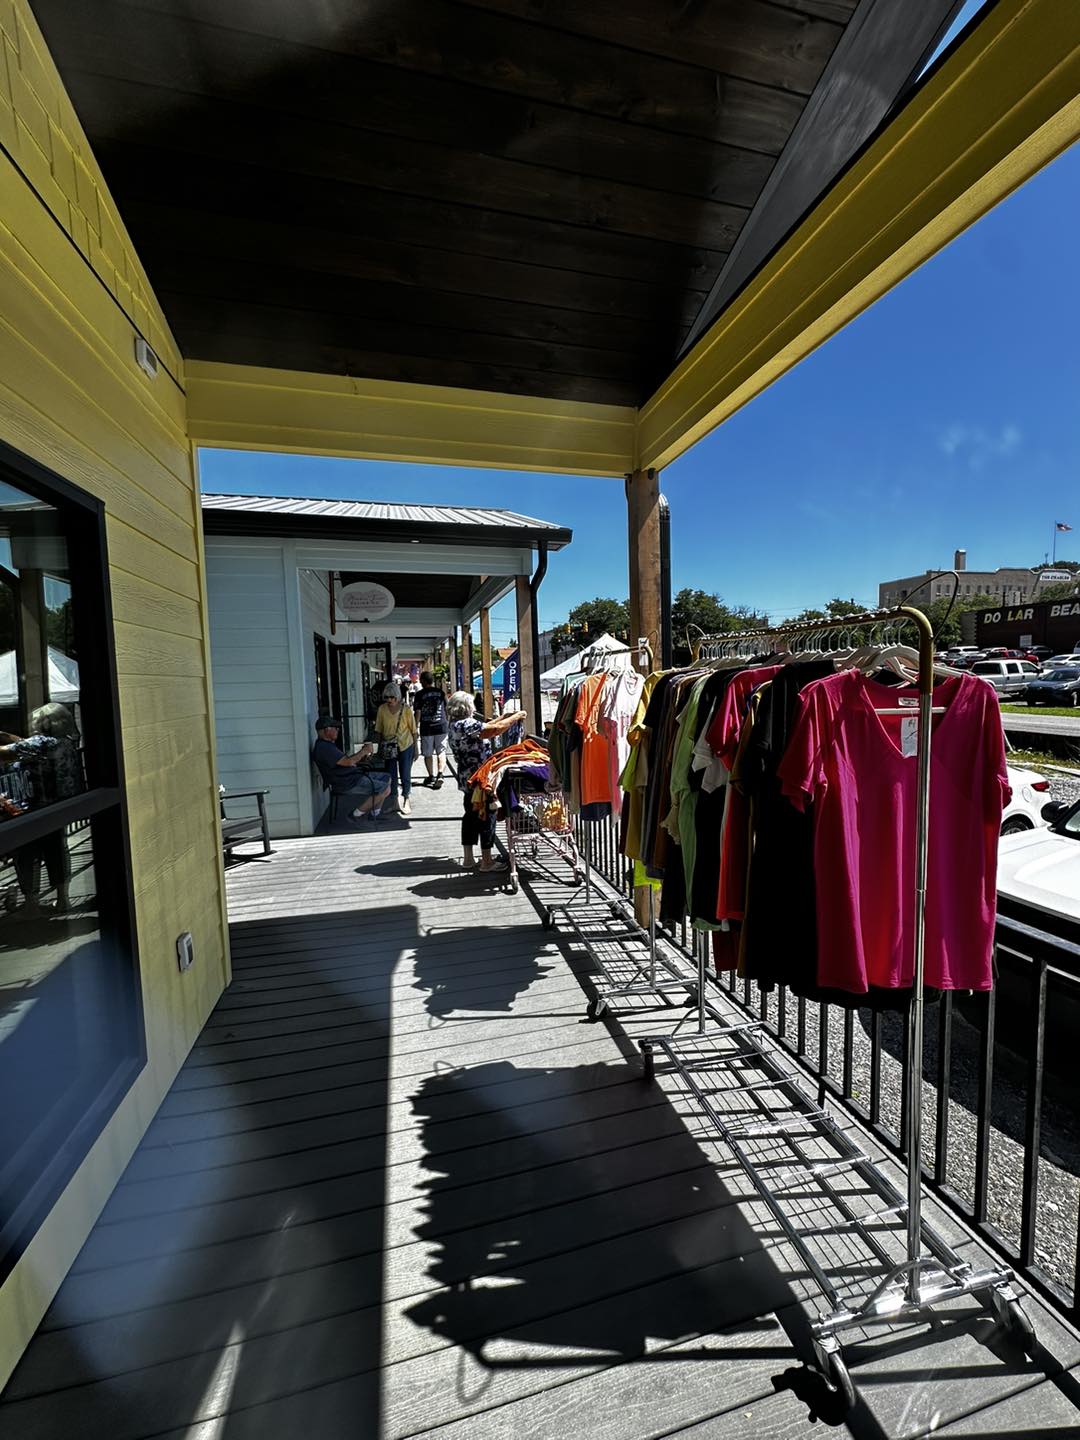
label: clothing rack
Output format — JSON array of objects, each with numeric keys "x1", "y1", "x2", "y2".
[
  {"x1": 635, "y1": 604, "x2": 1033, "y2": 1410},
  {"x1": 580, "y1": 637, "x2": 654, "y2": 673},
  {"x1": 548, "y1": 638, "x2": 695, "y2": 1016}
]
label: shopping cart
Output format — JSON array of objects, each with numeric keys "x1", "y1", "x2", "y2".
[{"x1": 503, "y1": 785, "x2": 581, "y2": 898}]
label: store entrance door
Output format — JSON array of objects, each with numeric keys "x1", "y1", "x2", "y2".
[{"x1": 331, "y1": 643, "x2": 392, "y2": 752}]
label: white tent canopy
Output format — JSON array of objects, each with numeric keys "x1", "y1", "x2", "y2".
[
  {"x1": 0, "y1": 647, "x2": 80, "y2": 708},
  {"x1": 539, "y1": 632, "x2": 630, "y2": 692}
]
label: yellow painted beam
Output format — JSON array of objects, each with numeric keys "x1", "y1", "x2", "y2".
[
  {"x1": 186, "y1": 361, "x2": 636, "y2": 477},
  {"x1": 636, "y1": 0, "x2": 1080, "y2": 473}
]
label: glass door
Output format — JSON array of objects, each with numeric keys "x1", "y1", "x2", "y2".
[{"x1": 331, "y1": 643, "x2": 391, "y2": 752}]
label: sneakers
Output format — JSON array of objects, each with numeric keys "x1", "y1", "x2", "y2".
[
  {"x1": 432, "y1": 776, "x2": 444, "y2": 790},
  {"x1": 400, "y1": 797, "x2": 411, "y2": 815}
]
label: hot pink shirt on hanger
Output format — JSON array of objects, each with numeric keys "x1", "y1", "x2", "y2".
[{"x1": 777, "y1": 670, "x2": 1009, "y2": 994}]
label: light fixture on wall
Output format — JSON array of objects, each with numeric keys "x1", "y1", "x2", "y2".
[{"x1": 134, "y1": 335, "x2": 159, "y2": 379}]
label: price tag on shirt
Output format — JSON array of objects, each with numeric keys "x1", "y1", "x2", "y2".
[{"x1": 900, "y1": 716, "x2": 918, "y2": 756}]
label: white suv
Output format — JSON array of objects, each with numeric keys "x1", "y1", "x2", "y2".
[{"x1": 969, "y1": 658, "x2": 1040, "y2": 695}]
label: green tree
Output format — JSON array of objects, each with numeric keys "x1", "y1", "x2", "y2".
[
  {"x1": 914, "y1": 590, "x2": 997, "y2": 648},
  {"x1": 791, "y1": 607, "x2": 826, "y2": 624},
  {"x1": 567, "y1": 597, "x2": 629, "y2": 649},
  {"x1": 825, "y1": 596, "x2": 865, "y2": 619},
  {"x1": 46, "y1": 597, "x2": 75, "y2": 657},
  {"x1": 1035, "y1": 580, "x2": 1080, "y2": 603},
  {"x1": 672, "y1": 588, "x2": 767, "y2": 661}
]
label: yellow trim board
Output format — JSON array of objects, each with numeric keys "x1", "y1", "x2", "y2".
[
  {"x1": 186, "y1": 361, "x2": 636, "y2": 477},
  {"x1": 636, "y1": 0, "x2": 1080, "y2": 472}
]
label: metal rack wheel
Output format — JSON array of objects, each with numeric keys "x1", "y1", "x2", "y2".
[
  {"x1": 640, "y1": 1042, "x2": 655, "y2": 1084},
  {"x1": 983, "y1": 1287, "x2": 1037, "y2": 1356},
  {"x1": 508, "y1": 876, "x2": 519, "y2": 895},
  {"x1": 822, "y1": 1352, "x2": 856, "y2": 1414},
  {"x1": 586, "y1": 997, "x2": 607, "y2": 1022},
  {"x1": 1005, "y1": 1299, "x2": 1037, "y2": 1355},
  {"x1": 542, "y1": 908, "x2": 555, "y2": 930}
]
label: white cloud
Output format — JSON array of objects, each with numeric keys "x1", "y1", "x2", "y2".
[{"x1": 938, "y1": 422, "x2": 1022, "y2": 470}]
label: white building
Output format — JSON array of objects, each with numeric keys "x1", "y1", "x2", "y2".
[{"x1": 203, "y1": 494, "x2": 570, "y2": 835}]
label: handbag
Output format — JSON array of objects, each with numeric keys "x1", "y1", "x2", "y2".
[{"x1": 380, "y1": 738, "x2": 400, "y2": 763}]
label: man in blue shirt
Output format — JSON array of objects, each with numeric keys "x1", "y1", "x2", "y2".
[{"x1": 312, "y1": 715, "x2": 391, "y2": 822}]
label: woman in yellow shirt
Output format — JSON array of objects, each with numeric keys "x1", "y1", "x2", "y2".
[{"x1": 375, "y1": 681, "x2": 420, "y2": 815}]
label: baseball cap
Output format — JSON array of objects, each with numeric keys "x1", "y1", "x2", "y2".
[{"x1": 315, "y1": 714, "x2": 341, "y2": 730}]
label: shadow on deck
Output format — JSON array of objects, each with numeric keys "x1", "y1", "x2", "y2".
[{"x1": 2, "y1": 776, "x2": 1079, "y2": 1438}]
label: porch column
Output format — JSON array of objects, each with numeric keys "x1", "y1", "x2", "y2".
[
  {"x1": 460, "y1": 625, "x2": 473, "y2": 696},
  {"x1": 627, "y1": 467, "x2": 661, "y2": 674},
  {"x1": 19, "y1": 569, "x2": 47, "y2": 715},
  {"x1": 515, "y1": 576, "x2": 537, "y2": 734},
  {"x1": 479, "y1": 607, "x2": 493, "y2": 719},
  {"x1": 449, "y1": 632, "x2": 458, "y2": 691}
]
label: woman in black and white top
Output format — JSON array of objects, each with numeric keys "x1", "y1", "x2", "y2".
[{"x1": 447, "y1": 691, "x2": 526, "y2": 871}]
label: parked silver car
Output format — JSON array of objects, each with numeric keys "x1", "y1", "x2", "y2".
[{"x1": 969, "y1": 658, "x2": 1040, "y2": 694}]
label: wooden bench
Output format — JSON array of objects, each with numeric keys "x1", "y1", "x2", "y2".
[{"x1": 220, "y1": 788, "x2": 271, "y2": 860}]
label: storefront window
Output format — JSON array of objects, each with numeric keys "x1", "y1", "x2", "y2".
[{"x1": 0, "y1": 450, "x2": 141, "y2": 1276}]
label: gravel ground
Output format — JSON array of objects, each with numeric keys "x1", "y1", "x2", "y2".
[{"x1": 1050, "y1": 772, "x2": 1080, "y2": 804}]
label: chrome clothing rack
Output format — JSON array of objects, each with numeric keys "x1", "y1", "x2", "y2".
[{"x1": 637, "y1": 604, "x2": 1033, "y2": 1411}]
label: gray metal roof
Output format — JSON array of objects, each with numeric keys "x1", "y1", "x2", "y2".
[{"x1": 201, "y1": 493, "x2": 568, "y2": 534}]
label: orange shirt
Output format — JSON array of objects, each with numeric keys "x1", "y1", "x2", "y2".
[{"x1": 575, "y1": 673, "x2": 612, "y2": 807}]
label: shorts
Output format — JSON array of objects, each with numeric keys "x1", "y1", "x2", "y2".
[
  {"x1": 420, "y1": 732, "x2": 447, "y2": 758},
  {"x1": 335, "y1": 770, "x2": 390, "y2": 799}
]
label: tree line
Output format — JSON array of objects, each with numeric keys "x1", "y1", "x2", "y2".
[{"x1": 551, "y1": 578, "x2": 1076, "y2": 661}]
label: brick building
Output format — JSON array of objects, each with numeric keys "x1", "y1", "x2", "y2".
[{"x1": 878, "y1": 549, "x2": 1078, "y2": 608}]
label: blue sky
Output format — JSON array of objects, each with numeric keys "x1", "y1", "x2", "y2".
[{"x1": 199, "y1": 9, "x2": 1077, "y2": 646}]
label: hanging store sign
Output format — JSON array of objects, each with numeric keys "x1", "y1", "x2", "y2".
[
  {"x1": 1039, "y1": 571, "x2": 1073, "y2": 584},
  {"x1": 502, "y1": 649, "x2": 520, "y2": 704},
  {"x1": 338, "y1": 580, "x2": 395, "y2": 622}
]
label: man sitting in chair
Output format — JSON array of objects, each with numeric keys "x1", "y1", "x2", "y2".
[{"x1": 312, "y1": 715, "x2": 392, "y2": 823}]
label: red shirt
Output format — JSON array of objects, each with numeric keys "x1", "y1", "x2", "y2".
[
  {"x1": 777, "y1": 670, "x2": 1009, "y2": 993},
  {"x1": 706, "y1": 666, "x2": 780, "y2": 922}
]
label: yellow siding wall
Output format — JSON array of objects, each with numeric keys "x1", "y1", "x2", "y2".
[{"x1": 0, "y1": 0, "x2": 229, "y2": 1386}]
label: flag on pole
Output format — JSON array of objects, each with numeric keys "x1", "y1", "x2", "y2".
[{"x1": 1057, "y1": 522, "x2": 1073, "y2": 532}]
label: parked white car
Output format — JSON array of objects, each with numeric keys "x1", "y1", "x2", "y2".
[
  {"x1": 997, "y1": 798, "x2": 1080, "y2": 925},
  {"x1": 1002, "y1": 764, "x2": 1052, "y2": 835}
]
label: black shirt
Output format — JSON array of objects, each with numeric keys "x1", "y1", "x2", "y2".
[
  {"x1": 413, "y1": 686, "x2": 448, "y2": 735},
  {"x1": 738, "y1": 658, "x2": 833, "y2": 986}
]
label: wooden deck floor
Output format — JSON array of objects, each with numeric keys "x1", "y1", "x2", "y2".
[{"x1": 3, "y1": 774, "x2": 1080, "y2": 1438}]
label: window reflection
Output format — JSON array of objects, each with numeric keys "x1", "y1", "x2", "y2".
[
  {"x1": 0, "y1": 703, "x2": 86, "y2": 824},
  {"x1": 0, "y1": 481, "x2": 81, "y2": 760},
  {"x1": 0, "y1": 820, "x2": 133, "y2": 1254}
]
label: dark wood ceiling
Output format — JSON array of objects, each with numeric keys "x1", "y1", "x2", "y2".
[{"x1": 31, "y1": 0, "x2": 955, "y2": 407}]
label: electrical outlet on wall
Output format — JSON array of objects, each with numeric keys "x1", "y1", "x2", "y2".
[{"x1": 176, "y1": 932, "x2": 195, "y2": 973}]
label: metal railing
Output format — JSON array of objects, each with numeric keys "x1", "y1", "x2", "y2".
[{"x1": 573, "y1": 812, "x2": 1080, "y2": 1326}]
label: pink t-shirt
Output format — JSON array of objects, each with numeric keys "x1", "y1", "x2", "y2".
[{"x1": 777, "y1": 670, "x2": 1009, "y2": 993}]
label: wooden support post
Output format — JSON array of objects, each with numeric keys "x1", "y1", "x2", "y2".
[
  {"x1": 460, "y1": 625, "x2": 473, "y2": 697},
  {"x1": 627, "y1": 467, "x2": 661, "y2": 674},
  {"x1": 515, "y1": 575, "x2": 537, "y2": 735},
  {"x1": 19, "y1": 569, "x2": 47, "y2": 717},
  {"x1": 449, "y1": 633, "x2": 459, "y2": 691},
  {"x1": 479, "y1": 607, "x2": 494, "y2": 719}
]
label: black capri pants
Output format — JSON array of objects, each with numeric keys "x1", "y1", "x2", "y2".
[{"x1": 461, "y1": 790, "x2": 497, "y2": 849}]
